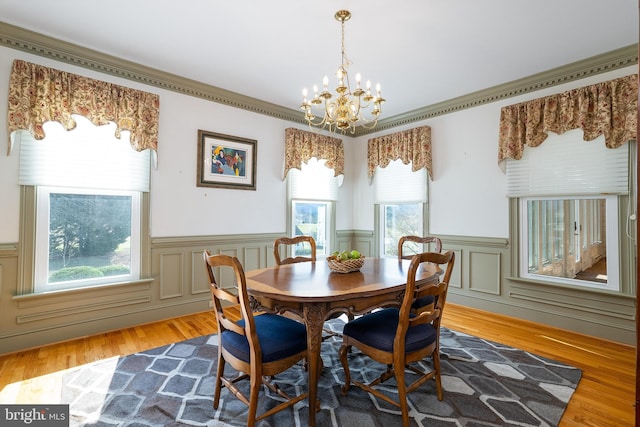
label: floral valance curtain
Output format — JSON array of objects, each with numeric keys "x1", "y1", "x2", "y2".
[
  {"x1": 497, "y1": 74, "x2": 637, "y2": 167},
  {"x1": 367, "y1": 126, "x2": 432, "y2": 180},
  {"x1": 6, "y1": 59, "x2": 160, "y2": 155},
  {"x1": 283, "y1": 128, "x2": 344, "y2": 179}
]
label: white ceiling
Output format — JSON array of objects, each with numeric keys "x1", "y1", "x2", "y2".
[{"x1": 0, "y1": 0, "x2": 637, "y2": 119}]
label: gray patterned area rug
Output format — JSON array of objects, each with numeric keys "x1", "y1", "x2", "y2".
[{"x1": 62, "y1": 320, "x2": 581, "y2": 426}]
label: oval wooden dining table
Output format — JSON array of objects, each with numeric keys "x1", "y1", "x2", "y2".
[{"x1": 245, "y1": 257, "x2": 440, "y2": 427}]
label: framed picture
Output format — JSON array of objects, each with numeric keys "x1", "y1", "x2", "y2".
[{"x1": 196, "y1": 130, "x2": 257, "y2": 190}]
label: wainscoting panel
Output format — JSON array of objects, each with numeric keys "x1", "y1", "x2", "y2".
[
  {"x1": 467, "y1": 250, "x2": 502, "y2": 295},
  {"x1": 217, "y1": 247, "x2": 240, "y2": 290},
  {"x1": 353, "y1": 239, "x2": 374, "y2": 258},
  {"x1": 218, "y1": 248, "x2": 239, "y2": 257},
  {"x1": 336, "y1": 238, "x2": 352, "y2": 254},
  {"x1": 508, "y1": 282, "x2": 636, "y2": 321},
  {"x1": 190, "y1": 250, "x2": 210, "y2": 295},
  {"x1": 16, "y1": 295, "x2": 152, "y2": 324},
  {"x1": 448, "y1": 249, "x2": 463, "y2": 289},
  {"x1": 243, "y1": 246, "x2": 263, "y2": 272},
  {"x1": 159, "y1": 252, "x2": 185, "y2": 299},
  {"x1": 266, "y1": 242, "x2": 278, "y2": 268},
  {"x1": 350, "y1": 230, "x2": 375, "y2": 257}
]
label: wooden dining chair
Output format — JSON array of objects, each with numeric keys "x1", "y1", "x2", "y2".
[
  {"x1": 273, "y1": 235, "x2": 316, "y2": 265},
  {"x1": 398, "y1": 235, "x2": 442, "y2": 259},
  {"x1": 339, "y1": 250, "x2": 455, "y2": 427},
  {"x1": 203, "y1": 250, "x2": 308, "y2": 427},
  {"x1": 273, "y1": 235, "x2": 348, "y2": 338},
  {"x1": 398, "y1": 235, "x2": 443, "y2": 311}
]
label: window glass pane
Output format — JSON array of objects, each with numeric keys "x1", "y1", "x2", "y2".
[
  {"x1": 36, "y1": 187, "x2": 139, "y2": 291},
  {"x1": 522, "y1": 197, "x2": 615, "y2": 289},
  {"x1": 293, "y1": 201, "x2": 329, "y2": 256},
  {"x1": 381, "y1": 203, "x2": 422, "y2": 257}
]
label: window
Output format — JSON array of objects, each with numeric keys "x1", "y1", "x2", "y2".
[
  {"x1": 287, "y1": 158, "x2": 339, "y2": 257},
  {"x1": 291, "y1": 201, "x2": 331, "y2": 256},
  {"x1": 18, "y1": 115, "x2": 150, "y2": 293},
  {"x1": 374, "y1": 159, "x2": 427, "y2": 257},
  {"x1": 519, "y1": 196, "x2": 619, "y2": 291},
  {"x1": 507, "y1": 129, "x2": 632, "y2": 291},
  {"x1": 380, "y1": 203, "x2": 424, "y2": 257},
  {"x1": 34, "y1": 187, "x2": 141, "y2": 292}
]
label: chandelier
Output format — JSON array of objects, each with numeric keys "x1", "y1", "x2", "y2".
[{"x1": 300, "y1": 10, "x2": 385, "y2": 134}]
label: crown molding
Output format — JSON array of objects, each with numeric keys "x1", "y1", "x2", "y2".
[
  {"x1": 0, "y1": 21, "x2": 307, "y2": 126},
  {"x1": 0, "y1": 21, "x2": 636, "y2": 138},
  {"x1": 356, "y1": 44, "x2": 638, "y2": 136}
]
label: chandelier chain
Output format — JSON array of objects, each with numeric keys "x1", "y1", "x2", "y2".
[{"x1": 340, "y1": 17, "x2": 352, "y2": 73}]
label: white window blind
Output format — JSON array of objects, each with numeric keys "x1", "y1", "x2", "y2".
[
  {"x1": 506, "y1": 129, "x2": 629, "y2": 197},
  {"x1": 374, "y1": 159, "x2": 427, "y2": 203},
  {"x1": 288, "y1": 157, "x2": 340, "y2": 201},
  {"x1": 18, "y1": 116, "x2": 150, "y2": 192}
]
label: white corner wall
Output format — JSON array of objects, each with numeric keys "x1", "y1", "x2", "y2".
[{"x1": 351, "y1": 65, "x2": 637, "y2": 238}]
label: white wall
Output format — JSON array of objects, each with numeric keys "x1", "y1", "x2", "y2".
[
  {"x1": 150, "y1": 90, "x2": 292, "y2": 237},
  {"x1": 351, "y1": 65, "x2": 637, "y2": 238},
  {"x1": 0, "y1": 46, "x2": 361, "y2": 242}
]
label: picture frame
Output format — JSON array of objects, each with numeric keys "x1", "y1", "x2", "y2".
[{"x1": 196, "y1": 130, "x2": 257, "y2": 190}]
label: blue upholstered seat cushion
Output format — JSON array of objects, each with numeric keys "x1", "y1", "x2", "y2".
[
  {"x1": 411, "y1": 295, "x2": 435, "y2": 310},
  {"x1": 343, "y1": 308, "x2": 437, "y2": 353},
  {"x1": 221, "y1": 313, "x2": 307, "y2": 363}
]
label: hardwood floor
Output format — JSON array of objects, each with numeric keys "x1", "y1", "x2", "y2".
[{"x1": 0, "y1": 303, "x2": 635, "y2": 426}]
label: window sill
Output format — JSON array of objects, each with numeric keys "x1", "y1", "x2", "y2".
[
  {"x1": 506, "y1": 275, "x2": 624, "y2": 296},
  {"x1": 13, "y1": 278, "x2": 154, "y2": 301}
]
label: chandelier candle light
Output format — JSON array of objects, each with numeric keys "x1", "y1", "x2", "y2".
[{"x1": 300, "y1": 10, "x2": 385, "y2": 134}]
